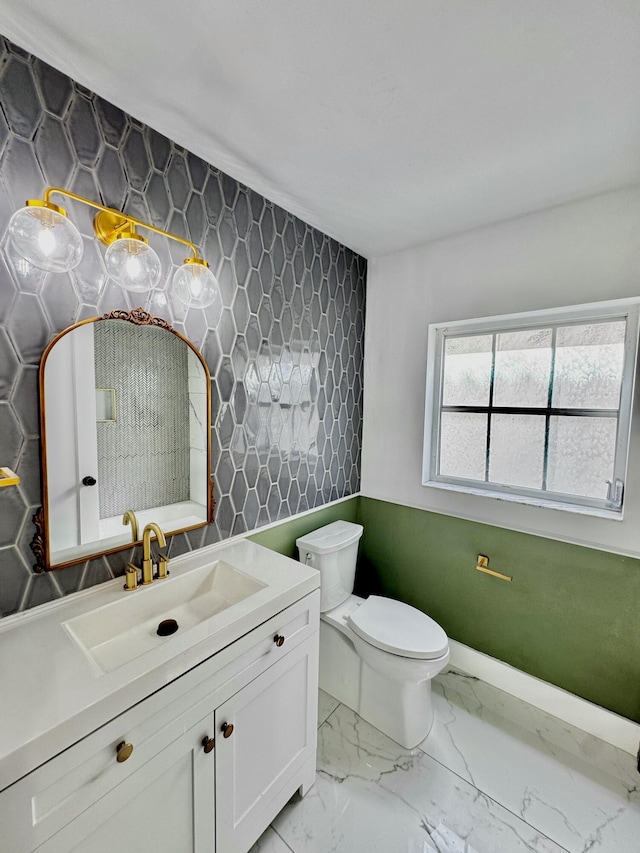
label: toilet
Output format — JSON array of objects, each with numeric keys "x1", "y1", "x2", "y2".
[{"x1": 296, "y1": 520, "x2": 450, "y2": 748}]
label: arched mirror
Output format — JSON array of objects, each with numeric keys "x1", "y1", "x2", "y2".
[{"x1": 33, "y1": 308, "x2": 213, "y2": 570}]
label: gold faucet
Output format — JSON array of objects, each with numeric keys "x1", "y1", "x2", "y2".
[
  {"x1": 123, "y1": 521, "x2": 170, "y2": 591},
  {"x1": 122, "y1": 509, "x2": 139, "y2": 543},
  {"x1": 141, "y1": 522, "x2": 167, "y2": 585}
]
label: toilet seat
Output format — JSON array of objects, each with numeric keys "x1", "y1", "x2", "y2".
[{"x1": 347, "y1": 595, "x2": 448, "y2": 660}]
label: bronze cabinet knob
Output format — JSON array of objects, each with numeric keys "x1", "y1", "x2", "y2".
[
  {"x1": 221, "y1": 722, "x2": 234, "y2": 738},
  {"x1": 274, "y1": 634, "x2": 285, "y2": 647},
  {"x1": 201, "y1": 736, "x2": 215, "y2": 754},
  {"x1": 116, "y1": 740, "x2": 134, "y2": 763}
]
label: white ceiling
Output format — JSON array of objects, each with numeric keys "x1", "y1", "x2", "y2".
[{"x1": 0, "y1": 1, "x2": 639, "y2": 258}]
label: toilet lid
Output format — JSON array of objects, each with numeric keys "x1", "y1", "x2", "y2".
[{"x1": 347, "y1": 596, "x2": 448, "y2": 660}]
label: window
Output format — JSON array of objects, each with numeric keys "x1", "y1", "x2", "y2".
[{"x1": 423, "y1": 299, "x2": 640, "y2": 517}]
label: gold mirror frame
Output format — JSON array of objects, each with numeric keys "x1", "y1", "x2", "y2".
[{"x1": 31, "y1": 308, "x2": 214, "y2": 572}]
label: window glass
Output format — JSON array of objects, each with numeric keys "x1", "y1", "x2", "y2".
[
  {"x1": 488, "y1": 414, "x2": 546, "y2": 489},
  {"x1": 547, "y1": 416, "x2": 617, "y2": 499},
  {"x1": 493, "y1": 328, "x2": 552, "y2": 408},
  {"x1": 442, "y1": 335, "x2": 492, "y2": 407},
  {"x1": 552, "y1": 322, "x2": 625, "y2": 409},
  {"x1": 439, "y1": 412, "x2": 487, "y2": 480}
]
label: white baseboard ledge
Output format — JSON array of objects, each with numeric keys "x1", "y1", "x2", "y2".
[{"x1": 449, "y1": 639, "x2": 640, "y2": 757}]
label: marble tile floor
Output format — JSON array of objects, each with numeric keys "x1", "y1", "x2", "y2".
[{"x1": 250, "y1": 671, "x2": 640, "y2": 853}]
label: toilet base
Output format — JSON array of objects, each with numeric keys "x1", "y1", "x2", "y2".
[{"x1": 319, "y1": 621, "x2": 438, "y2": 749}]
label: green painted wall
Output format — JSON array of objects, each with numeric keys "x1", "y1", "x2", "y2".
[
  {"x1": 248, "y1": 497, "x2": 360, "y2": 559},
  {"x1": 357, "y1": 497, "x2": 640, "y2": 722},
  {"x1": 250, "y1": 494, "x2": 639, "y2": 722}
]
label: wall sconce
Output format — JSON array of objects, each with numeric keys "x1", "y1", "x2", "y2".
[{"x1": 8, "y1": 187, "x2": 219, "y2": 308}]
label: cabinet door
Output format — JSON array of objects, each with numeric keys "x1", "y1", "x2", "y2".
[
  {"x1": 35, "y1": 713, "x2": 216, "y2": 853},
  {"x1": 215, "y1": 632, "x2": 318, "y2": 853}
]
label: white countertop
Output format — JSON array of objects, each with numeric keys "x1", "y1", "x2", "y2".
[{"x1": 0, "y1": 539, "x2": 319, "y2": 792}]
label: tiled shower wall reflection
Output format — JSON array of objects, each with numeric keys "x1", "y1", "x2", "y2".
[
  {"x1": 94, "y1": 322, "x2": 191, "y2": 516},
  {"x1": 0, "y1": 36, "x2": 366, "y2": 614}
]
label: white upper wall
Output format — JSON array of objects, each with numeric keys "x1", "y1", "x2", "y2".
[{"x1": 361, "y1": 185, "x2": 640, "y2": 556}]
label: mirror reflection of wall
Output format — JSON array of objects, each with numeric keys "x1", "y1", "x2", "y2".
[
  {"x1": 94, "y1": 321, "x2": 190, "y2": 517},
  {"x1": 43, "y1": 318, "x2": 210, "y2": 568}
]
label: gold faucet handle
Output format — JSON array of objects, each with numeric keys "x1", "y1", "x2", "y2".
[
  {"x1": 124, "y1": 563, "x2": 139, "y2": 591},
  {"x1": 156, "y1": 553, "x2": 170, "y2": 580}
]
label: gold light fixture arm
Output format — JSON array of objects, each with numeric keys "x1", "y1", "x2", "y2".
[
  {"x1": 0, "y1": 467, "x2": 20, "y2": 488},
  {"x1": 41, "y1": 187, "x2": 201, "y2": 260}
]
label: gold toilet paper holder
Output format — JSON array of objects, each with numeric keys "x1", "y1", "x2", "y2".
[{"x1": 476, "y1": 554, "x2": 512, "y2": 582}]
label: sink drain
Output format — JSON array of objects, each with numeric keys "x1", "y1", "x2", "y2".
[{"x1": 157, "y1": 618, "x2": 179, "y2": 637}]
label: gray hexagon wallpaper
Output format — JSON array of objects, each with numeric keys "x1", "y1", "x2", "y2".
[{"x1": 0, "y1": 36, "x2": 366, "y2": 615}]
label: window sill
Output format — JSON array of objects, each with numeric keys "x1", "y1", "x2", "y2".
[{"x1": 422, "y1": 479, "x2": 624, "y2": 521}]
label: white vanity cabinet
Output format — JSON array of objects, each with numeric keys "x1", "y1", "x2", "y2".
[{"x1": 0, "y1": 590, "x2": 319, "y2": 853}]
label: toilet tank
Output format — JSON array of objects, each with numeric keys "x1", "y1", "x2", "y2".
[{"x1": 296, "y1": 521, "x2": 364, "y2": 612}]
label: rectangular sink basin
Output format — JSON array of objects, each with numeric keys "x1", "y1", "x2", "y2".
[{"x1": 63, "y1": 560, "x2": 266, "y2": 675}]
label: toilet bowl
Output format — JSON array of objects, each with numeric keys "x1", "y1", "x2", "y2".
[{"x1": 296, "y1": 521, "x2": 450, "y2": 748}]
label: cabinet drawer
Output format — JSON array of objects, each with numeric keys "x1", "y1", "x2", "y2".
[
  {"x1": 214, "y1": 587, "x2": 319, "y2": 694},
  {"x1": 0, "y1": 685, "x2": 215, "y2": 853},
  {"x1": 34, "y1": 709, "x2": 215, "y2": 853}
]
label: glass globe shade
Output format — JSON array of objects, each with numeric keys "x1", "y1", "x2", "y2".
[
  {"x1": 8, "y1": 204, "x2": 83, "y2": 272},
  {"x1": 172, "y1": 260, "x2": 219, "y2": 308},
  {"x1": 104, "y1": 235, "x2": 162, "y2": 293}
]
